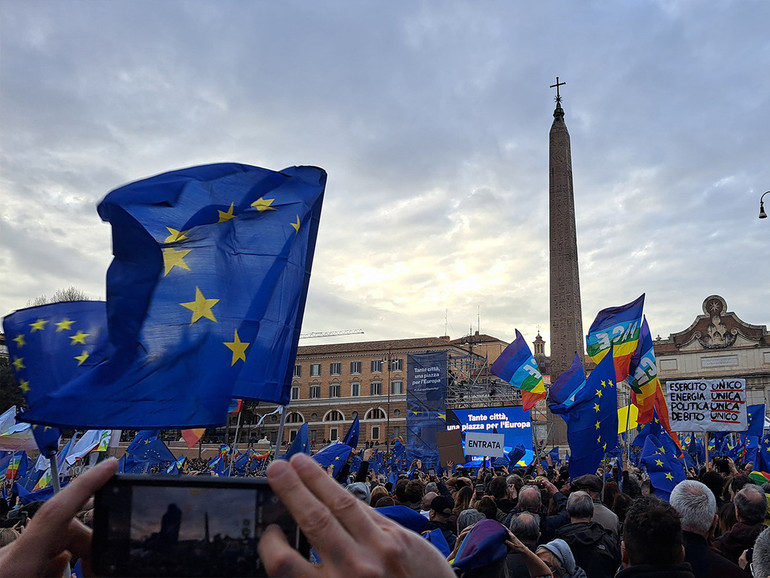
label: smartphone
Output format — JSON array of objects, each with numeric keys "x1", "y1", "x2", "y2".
[
  {"x1": 475, "y1": 485, "x2": 485, "y2": 499},
  {"x1": 92, "y1": 474, "x2": 308, "y2": 577},
  {"x1": 428, "y1": 468, "x2": 436, "y2": 476}
]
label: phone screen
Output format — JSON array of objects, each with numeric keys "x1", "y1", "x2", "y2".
[{"x1": 93, "y1": 475, "x2": 306, "y2": 577}]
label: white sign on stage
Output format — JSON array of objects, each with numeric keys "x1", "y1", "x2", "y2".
[
  {"x1": 465, "y1": 432, "x2": 506, "y2": 457},
  {"x1": 667, "y1": 378, "x2": 747, "y2": 432}
]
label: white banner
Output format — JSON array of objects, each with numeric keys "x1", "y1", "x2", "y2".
[
  {"x1": 465, "y1": 432, "x2": 506, "y2": 457},
  {"x1": 667, "y1": 378, "x2": 747, "y2": 432}
]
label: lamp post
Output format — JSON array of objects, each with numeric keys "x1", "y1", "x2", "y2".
[{"x1": 760, "y1": 191, "x2": 769, "y2": 219}]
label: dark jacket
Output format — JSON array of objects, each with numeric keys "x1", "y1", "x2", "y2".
[
  {"x1": 681, "y1": 531, "x2": 745, "y2": 578},
  {"x1": 425, "y1": 519, "x2": 457, "y2": 551},
  {"x1": 556, "y1": 521, "x2": 620, "y2": 578},
  {"x1": 713, "y1": 521, "x2": 764, "y2": 565},
  {"x1": 616, "y1": 563, "x2": 695, "y2": 578}
]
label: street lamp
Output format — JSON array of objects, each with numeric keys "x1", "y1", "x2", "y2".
[{"x1": 760, "y1": 191, "x2": 769, "y2": 219}]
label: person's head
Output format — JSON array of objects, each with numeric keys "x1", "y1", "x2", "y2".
[
  {"x1": 730, "y1": 474, "x2": 755, "y2": 500},
  {"x1": 424, "y1": 481, "x2": 438, "y2": 495},
  {"x1": 394, "y1": 478, "x2": 410, "y2": 502},
  {"x1": 603, "y1": 481, "x2": 620, "y2": 509},
  {"x1": 612, "y1": 493, "x2": 633, "y2": 523},
  {"x1": 457, "y1": 508, "x2": 485, "y2": 534},
  {"x1": 717, "y1": 501, "x2": 736, "y2": 536},
  {"x1": 508, "y1": 511, "x2": 540, "y2": 550},
  {"x1": 429, "y1": 496, "x2": 453, "y2": 523},
  {"x1": 346, "y1": 482, "x2": 371, "y2": 503},
  {"x1": 421, "y1": 491, "x2": 438, "y2": 511},
  {"x1": 487, "y1": 476, "x2": 508, "y2": 501},
  {"x1": 402, "y1": 480, "x2": 424, "y2": 509},
  {"x1": 453, "y1": 485, "x2": 473, "y2": 514},
  {"x1": 518, "y1": 485, "x2": 542, "y2": 513},
  {"x1": 476, "y1": 496, "x2": 497, "y2": 520},
  {"x1": 670, "y1": 480, "x2": 716, "y2": 536},
  {"x1": 537, "y1": 538, "x2": 578, "y2": 578},
  {"x1": 370, "y1": 485, "x2": 389, "y2": 508},
  {"x1": 622, "y1": 496, "x2": 684, "y2": 567},
  {"x1": 0, "y1": 528, "x2": 19, "y2": 548},
  {"x1": 752, "y1": 526, "x2": 770, "y2": 578},
  {"x1": 699, "y1": 470, "x2": 726, "y2": 503},
  {"x1": 566, "y1": 491, "x2": 594, "y2": 523},
  {"x1": 374, "y1": 496, "x2": 395, "y2": 508},
  {"x1": 572, "y1": 474, "x2": 602, "y2": 499},
  {"x1": 734, "y1": 484, "x2": 768, "y2": 526}
]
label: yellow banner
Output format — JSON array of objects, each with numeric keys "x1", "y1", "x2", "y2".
[{"x1": 618, "y1": 404, "x2": 639, "y2": 433}]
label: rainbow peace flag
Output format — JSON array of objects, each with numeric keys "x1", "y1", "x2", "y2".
[
  {"x1": 627, "y1": 317, "x2": 659, "y2": 422},
  {"x1": 490, "y1": 329, "x2": 546, "y2": 411},
  {"x1": 5, "y1": 453, "x2": 23, "y2": 480},
  {"x1": 586, "y1": 294, "x2": 645, "y2": 382}
]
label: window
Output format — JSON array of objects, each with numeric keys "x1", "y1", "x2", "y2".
[
  {"x1": 371, "y1": 359, "x2": 383, "y2": 373},
  {"x1": 290, "y1": 429, "x2": 297, "y2": 442},
  {"x1": 351, "y1": 382, "x2": 360, "y2": 397},
  {"x1": 293, "y1": 364, "x2": 302, "y2": 378},
  {"x1": 329, "y1": 427, "x2": 339, "y2": 441},
  {"x1": 391, "y1": 380, "x2": 403, "y2": 395},
  {"x1": 287, "y1": 412, "x2": 304, "y2": 423},
  {"x1": 350, "y1": 361, "x2": 362, "y2": 374},
  {"x1": 390, "y1": 358, "x2": 403, "y2": 371},
  {"x1": 325, "y1": 410, "x2": 344, "y2": 421},
  {"x1": 393, "y1": 426, "x2": 400, "y2": 438},
  {"x1": 366, "y1": 408, "x2": 385, "y2": 420},
  {"x1": 371, "y1": 426, "x2": 380, "y2": 440},
  {"x1": 330, "y1": 362, "x2": 341, "y2": 375},
  {"x1": 393, "y1": 409, "x2": 401, "y2": 418},
  {"x1": 309, "y1": 385, "x2": 321, "y2": 398},
  {"x1": 291, "y1": 386, "x2": 300, "y2": 400},
  {"x1": 370, "y1": 382, "x2": 382, "y2": 396},
  {"x1": 311, "y1": 413, "x2": 318, "y2": 421},
  {"x1": 329, "y1": 383, "x2": 341, "y2": 398},
  {"x1": 310, "y1": 363, "x2": 321, "y2": 377}
]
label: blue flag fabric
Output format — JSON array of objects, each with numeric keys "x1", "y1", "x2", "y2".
[
  {"x1": 6, "y1": 164, "x2": 326, "y2": 429},
  {"x1": 342, "y1": 416, "x2": 360, "y2": 448},
  {"x1": 548, "y1": 446, "x2": 561, "y2": 464},
  {"x1": 745, "y1": 405, "x2": 766, "y2": 438},
  {"x1": 132, "y1": 439, "x2": 176, "y2": 463},
  {"x1": 640, "y1": 434, "x2": 686, "y2": 500},
  {"x1": 282, "y1": 423, "x2": 310, "y2": 459},
  {"x1": 312, "y1": 442, "x2": 352, "y2": 475},
  {"x1": 126, "y1": 430, "x2": 160, "y2": 455},
  {"x1": 32, "y1": 425, "x2": 61, "y2": 457},
  {"x1": 551, "y1": 350, "x2": 619, "y2": 478},
  {"x1": 548, "y1": 353, "x2": 586, "y2": 413},
  {"x1": 758, "y1": 433, "x2": 770, "y2": 472}
]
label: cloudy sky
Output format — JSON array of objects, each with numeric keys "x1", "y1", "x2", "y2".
[{"x1": 1, "y1": 1, "x2": 768, "y2": 353}]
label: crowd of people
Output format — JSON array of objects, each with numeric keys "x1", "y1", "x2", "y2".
[{"x1": 1, "y1": 448, "x2": 770, "y2": 577}]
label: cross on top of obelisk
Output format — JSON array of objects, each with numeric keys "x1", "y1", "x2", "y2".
[{"x1": 550, "y1": 76, "x2": 566, "y2": 103}]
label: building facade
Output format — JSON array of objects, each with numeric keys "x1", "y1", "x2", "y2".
[{"x1": 654, "y1": 295, "x2": 770, "y2": 407}]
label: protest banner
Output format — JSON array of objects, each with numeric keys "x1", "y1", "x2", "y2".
[
  {"x1": 465, "y1": 432, "x2": 506, "y2": 458},
  {"x1": 667, "y1": 378, "x2": 747, "y2": 432}
]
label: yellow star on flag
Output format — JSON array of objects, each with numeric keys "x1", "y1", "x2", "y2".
[
  {"x1": 608, "y1": 379, "x2": 615, "y2": 388},
  {"x1": 603, "y1": 442, "x2": 607, "y2": 451},
  {"x1": 19, "y1": 380, "x2": 30, "y2": 393},
  {"x1": 665, "y1": 472, "x2": 674, "y2": 480},
  {"x1": 601, "y1": 380, "x2": 607, "y2": 388},
  {"x1": 70, "y1": 331, "x2": 90, "y2": 345},
  {"x1": 655, "y1": 459, "x2": 664, "y2": 467},
  {"x1": 30, "y1": 319, "x2": 47, "y2": 332},
  {"x1": 218, "y1": 202, "x2": 236, "y2": 222},
  {"x1": 252, "y1": 197, "x2": 277, "y2": 212},
  {"x1": 658, "y1": 445, "x2": 666, "y2": 454},
  {"x1": 593, "y1": 403, "x2": 600, "y2": 412},
  {"x1": 55, "y1": 318, "x2": 75, "y2": 332},
  {"x1": 595, "y1": 389, "x2": 603, "y2": 398},
  {"x1": 595, "y1": 420, "x2": 601, "y2": 430},
  {"x1": 164, "y1": 227, "x2": 189, "y2": 243},
  {"x1": 75, "y1": 351, "x2": 89, "y2": 365},
  {"x1": 224, "y1": 330, "x2": 250, "y2": 365},
  {"x1": 181, "y1": 287, "x2": 219, "y2": 324},
  {"x1": 12, "y1": 356, "x2": 24, "y2": 370},
  {"x1": 597, "y1": 435, "x2": 602, "y2": 444},
  {"x1": 12, "y1": 334, "x2": 25, "y2": 348},
  {"x1": 291, "y1": 215, "x2": 300, "y2": 233},
  {"x1": 163, "y1": 247, "x2": 192, "y2": 275}
]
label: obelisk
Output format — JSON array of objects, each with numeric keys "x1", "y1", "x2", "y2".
[{"x1": 549, "y1": 78, "x2": 585, "y2": 445}]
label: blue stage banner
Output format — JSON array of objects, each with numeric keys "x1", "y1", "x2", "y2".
[
  {"x1": 447, "y1": 407, "x2": 533, "y2": 467},
  {"x1": 406, "y1": 351, "x2": 448, "y2": 470}
]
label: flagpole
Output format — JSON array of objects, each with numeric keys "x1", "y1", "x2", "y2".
[
  {"x1": 274, "y1": 406, "x2": 287, "y2": 459},
  {"x1": 704, "y1": 431, "x2": 710, "y2": 468},
  {"x1": 48, "y1": 450, "x2": 62, "y2": 493},
  {"x1": 229, "y1": 410, "x2": 244, "y2": 476}
]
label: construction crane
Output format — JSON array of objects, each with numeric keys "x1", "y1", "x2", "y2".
[{"x1": 299, "y1": 329, "x2": 365, "y2": 339}]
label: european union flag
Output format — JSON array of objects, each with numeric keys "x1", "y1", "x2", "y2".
[
  {"x1": 283, "y1": 423, "x2": 310, "y2": 459},
  {"x1": 640, "y1": 434, "x2": 685, "y2": 500},
  {"x1": 126, "y1": 430, "x2": 160, "y2": 455},
  {"x1": 132, "y1": 438, "x2": 176, "y2": 463},
  {"x1": 490, "y1": 329, "x2": 546, "y2": 411},
  {"x1": 312, "y1": 441, "x2": 352, "y2": 476},
  {"x1": 342, "y1": 415, "x2": 360, "y2": 448},
  {"x1": 551, "y1": 349, "x2": 618, "y2": 478},
  {"x1": 744, "y1": 404, "x2": 766, "y2": 438},
  {"x1": 758, "y1": 433, "x2": 770, "y2": 472},
  {"x1": 5, "y1": 164, "x2": 325, "y2": 429},
  {"x1": 31, "y1": 425, "x2": 61, "y2": 457}
]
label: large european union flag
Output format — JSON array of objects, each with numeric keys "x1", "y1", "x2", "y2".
[
  {"x1": 551, "y1": 349, "x2": 619, "y2": 478},
  {"x1": 4, "y1": 163, "x2": 325, "y2": 429},
  {"x1": 640, "y1": 434, "x2": 685, "y2": 500}
]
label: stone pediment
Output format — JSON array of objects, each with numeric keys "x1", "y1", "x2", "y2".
[{"x1": 663, "y1": 296, "x2": 768, "y2": 351}]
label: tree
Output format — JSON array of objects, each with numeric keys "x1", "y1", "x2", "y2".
[
  {"x1": 28, "y1": 286, "x2": 90, "y2": 306},
  {"x1": 0, "y1": 357, "x2": 25, "y2": 414}
]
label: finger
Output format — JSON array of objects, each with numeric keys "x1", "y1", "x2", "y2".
[
  {"x1": 24, "y1": 458, "x2": 118, "y2": 556},
  {"x1": 289, "y1": 454, "x2": 383, "y2": 537},
  {"x1": 258, "y1": 524, "x2": 316, "y2": 578},
  {"x1": 266, "y1": 458, "x2": 356, "y2": 555},
  {"x1": 64, "y1": 518, "x2": 93, "y2": 563}
]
